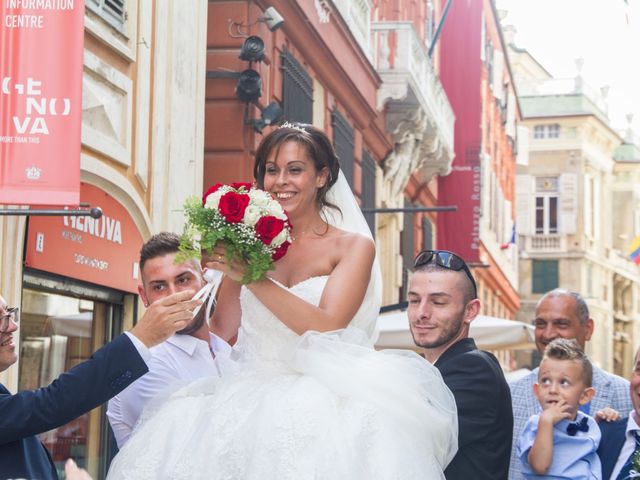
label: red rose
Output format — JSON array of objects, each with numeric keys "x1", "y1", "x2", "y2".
[
  {"x1": 272, "y1": 240, "x2": 291, "y2": 261},
  {"x1": 230, "y1": 182, "x2": 253, "y2": 192},
  {"x1": 202, "y1": 183, "x2": 224, "y2": 205},
  {"x1": 255, "y1": 216, "x2": 285, "y2": 245},
  {"x1": 218, "y1": 191, "x2": 250, "y2": 223}
]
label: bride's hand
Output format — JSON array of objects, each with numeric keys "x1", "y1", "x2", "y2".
[{"x1": 205, "y1": 244, "x2": 247, "y2": 283}]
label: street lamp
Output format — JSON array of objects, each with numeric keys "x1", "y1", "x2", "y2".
[{"x1": 235, "y1": 69, "x2": 262, "y2": 103}]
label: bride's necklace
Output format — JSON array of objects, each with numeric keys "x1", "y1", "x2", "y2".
[{"x1": 292, "y1": 220, "x2": 329, "y2": 240}]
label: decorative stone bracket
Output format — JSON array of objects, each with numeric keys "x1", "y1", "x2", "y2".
[{"x1": 382, "y1": 103, "x2": 452, "y2": 199}]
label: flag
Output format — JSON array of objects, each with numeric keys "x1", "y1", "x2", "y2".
[
  {"x1": 628, "y1": 235, "x2": 640, "y2": 265},
  {"x1": 501, "y1": 224, "x2": 516, "y2": 250}
]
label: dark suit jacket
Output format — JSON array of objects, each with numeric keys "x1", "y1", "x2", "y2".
[
  {"x1": 597, "y1": 417, "x2": 628, "y2": 480},
  {"x1": 0, "y1": 333, "x2": 148, "y2": 480},
  {"x1": 435, "y1": 337, "x2": 513, "y2": 480}
]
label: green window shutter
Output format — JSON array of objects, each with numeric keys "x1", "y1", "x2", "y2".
[{"x1": 532, "y1": 260, "x2": 559, "y2": 293}]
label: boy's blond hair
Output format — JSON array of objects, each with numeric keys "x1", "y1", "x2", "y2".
[{"x1": 541, "y1": 338, "x2": 593, "y2": 387}]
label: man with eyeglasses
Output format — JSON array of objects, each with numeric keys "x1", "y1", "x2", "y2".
[
  {"x1": 407, "y1": 249, "x2": 513, "y2": 480},
  {"x1": 0, "y1": 290, "x2": 199, "y2": 480},
  {"x1": 508, "y1": 288, "x2": 632, "y2": 479}
]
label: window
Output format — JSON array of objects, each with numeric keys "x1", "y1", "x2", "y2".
[
  {"x1": 547, "y1": 124, "x2": 560, "y2": 138},
  {"x1": 532, "y1": 260, "x2": 559, "y2": 293},
  {"x1": 87, "y1": 0, "x2": 127, "y2": 31},
  {"x1": 533, "y1": 125, "x2": 545, "y2": 139},
  {"x1": 533, "y1": 124, "x2": 561, "y2": 139},
  {"x1": 535, "y1": 177, "x2": 559, "y2": 234},
  {"x1": 361, "y1": 150, "x2": 376, "y2": 238},
  {"x1": 331, "y1": 110, "x2": 354, "y2": 186},
  {"x1": 281, "y1": 48, "x2": 313, "y2": 124}
]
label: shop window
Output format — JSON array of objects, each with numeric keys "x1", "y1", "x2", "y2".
[
  {"x1": 331, "y1": 110, "x2": 354, "y2": 186},
  {"x1": 19, "y1": 274, "x2": 124, "y2": 478},
  {"x1": 361, "y1": 150, "x2": 376, "y2": 237},
  {"x1": 281, "y1": 48, "x2": 313, "y2": 124},
  {"x1": 86, "y1": 0, "x2": 127, "y2": 32},
  {"x1": 532, "y1": 260, "x2": 559, "y2": 293}
]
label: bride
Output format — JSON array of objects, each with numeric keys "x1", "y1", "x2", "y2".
[{"x1": 107, "y1": 123, "x2": 458, "y2": 479}]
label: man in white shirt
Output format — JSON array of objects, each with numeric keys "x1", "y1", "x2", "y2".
[
  {"x1": 598, "y1": 346, "x2": 640, "y2": 479},
  {"x1": 107, "y1": 232, "x2": 232, "y2": 448}
]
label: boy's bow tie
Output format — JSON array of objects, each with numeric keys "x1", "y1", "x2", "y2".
[{"x1": 566, "y1": 416, "x2": 589, "y2": 436}]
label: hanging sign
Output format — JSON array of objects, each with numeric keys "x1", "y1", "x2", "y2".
[
  {"x1": 25, "y1": 183, "x2": 144, "y2": 293},
  {"x1": 0, "y1": 0, "x2": 85, "y2": 205}
]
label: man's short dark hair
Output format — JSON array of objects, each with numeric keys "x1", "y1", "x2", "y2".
[
  {"x1": 139, "y1": 232, "x2": 180, "y2": 272},
  {"x1": 542, "y1": 338, "x2": 593, "y2": 387}
]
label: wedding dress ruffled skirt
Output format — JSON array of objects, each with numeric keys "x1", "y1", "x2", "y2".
[{"x1": 107, "y1": 277, "x2": 458, "y2": 479}]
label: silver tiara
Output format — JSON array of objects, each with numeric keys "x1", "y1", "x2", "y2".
[{"x1": 279, "y1": 121, "x2": 306, "y2": 133}]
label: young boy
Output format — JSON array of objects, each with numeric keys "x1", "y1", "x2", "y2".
[{"x1": 516, "y1": 338, "x2": 601, "y2": 479}]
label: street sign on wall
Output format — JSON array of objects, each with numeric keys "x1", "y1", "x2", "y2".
[
  {"x1": 25, "y1": 183, "x2": 144, "y2": 294},
  {"x1": 0, "y1": 1, "x2": 85, "y2": 205}
]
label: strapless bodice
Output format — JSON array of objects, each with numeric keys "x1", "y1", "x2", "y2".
[{"x1": 236, "y1": 276, "x2": 329, "y2": 360}]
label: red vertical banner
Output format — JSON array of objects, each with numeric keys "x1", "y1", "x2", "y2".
[
  {"x1": 436, "y1": 0, "x2": 483, "y2": 263},
  {"x1": 0, "y1": 1, "x2": 84, "y2": 205}
]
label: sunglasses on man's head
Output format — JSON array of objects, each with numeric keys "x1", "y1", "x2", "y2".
[{"x1": 412, "y1": 250, "x2": 478, "y2": 299}]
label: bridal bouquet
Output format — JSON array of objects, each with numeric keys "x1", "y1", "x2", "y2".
[{"x1": 179, "y1": 182, "x2": 293, "y2": 284}]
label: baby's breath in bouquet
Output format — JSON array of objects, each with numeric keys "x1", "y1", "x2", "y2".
[{"x1": 179, "y1": 182, "x2": 293, "y2": 284}]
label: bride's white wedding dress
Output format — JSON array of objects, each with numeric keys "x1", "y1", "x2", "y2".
[{"x1": 107, "y1": 276, "x2": 458, "y2": 479}]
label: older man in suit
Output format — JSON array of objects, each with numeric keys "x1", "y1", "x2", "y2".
[
  {"x1": 598, "y1": 346, "x2": 640, "y2": 479},
  {"x1": 407, "y1": 250, "x2": 513, "y2": 480},
  {"x1": 509, "y1": 289, "x2": 632, "y2": 479},
  {"x1": 0, "y1": 290, "x2": 199, "y2": 479}
]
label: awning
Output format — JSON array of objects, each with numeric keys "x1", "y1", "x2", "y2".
[{"x1": 375, "y1": 311, "x2": 535, "y2": 351}]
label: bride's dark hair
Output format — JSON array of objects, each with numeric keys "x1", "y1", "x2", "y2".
[{"x1": 253, "y1": 122, "x2": 341, "y2": 214}]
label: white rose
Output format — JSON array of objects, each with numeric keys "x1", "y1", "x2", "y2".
[
  {"x1": 273, "y1": 209, "x2": 288, "y2": 221},
  {"x1": 265, "y1": 200, "x2": 285, "y2": 218},
  {"x1": 204, "y1": 190, "x2": 224, "y2": 210},
  {"x1": 243, "y1": 204, "x2": 261, "y2": 227},
  {"x1": 249, "y1": 189, "x2": 272, "y2": 208},
  {"x1": 270, "y1": 228, "x2": 289, "y2": 247}
]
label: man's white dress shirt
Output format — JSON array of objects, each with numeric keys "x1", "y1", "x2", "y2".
[{"x1": 107, "y1": 332, "x2": 231, "y2": 447}]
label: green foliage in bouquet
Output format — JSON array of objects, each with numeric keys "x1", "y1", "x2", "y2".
[{"x1": 178, "y1": 183, "x2": 292, "y2": 284}]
